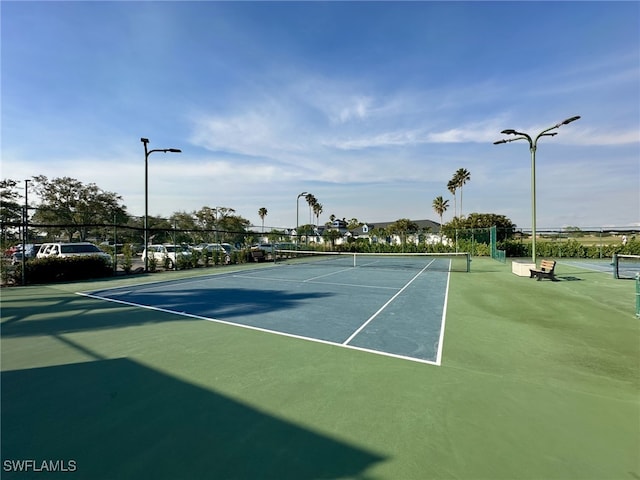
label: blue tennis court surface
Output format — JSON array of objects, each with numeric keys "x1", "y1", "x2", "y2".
[{"x1": 80, "y1": 259, "x2": 453, "y2": 365}]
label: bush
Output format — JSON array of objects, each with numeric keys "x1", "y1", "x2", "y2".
[
  {"x1": 148, "y1": 255, "x2": 158, "y2": 272},
  {"x1": 190, "y1": 249, "x2": 201, "y2": 268},
  {"x1": 121, "y1": 244, "x2": 133, "y2": 274}
]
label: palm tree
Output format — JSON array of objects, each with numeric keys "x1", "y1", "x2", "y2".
[
  {"x1": 454, "y1": 168, "x2": 471, "y2": 217},
  {"x1": 305, "y1": 193, "x2": 317, "y2": 225},
  {"x1": 447, "y1": 179, "x2": 457, "y2": 218},
  {"x1": 313, "y1": 202, "x2": 323, "y2": 228},
  {"x1": 432, "y1": 196, "x2": 449, "y2": 241},
  {"x1": 258, "y1": 207, "x2": 267, "y2": 233}
]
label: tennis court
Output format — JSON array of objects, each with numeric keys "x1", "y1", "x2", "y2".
[
  {"x1": 81, "y1": 252, "x2": 469, "y2": 364},
  {"x1": 2, "y1": 257, "x2": 638, "y2": 479}
]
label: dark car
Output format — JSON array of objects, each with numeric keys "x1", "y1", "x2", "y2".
[{"x1": 11, "y1": 243, "x2": 42, "y2": 265}]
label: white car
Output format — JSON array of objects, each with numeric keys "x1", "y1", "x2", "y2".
[
  {"x1": 36, "y1": 242, "x2": 111, "y2": 263},
  {"x1": 141, "y1": 244, "x2": 192, "y2": 269}
]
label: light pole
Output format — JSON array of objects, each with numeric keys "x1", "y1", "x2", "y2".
[
  {"x1": 141, "y1": 137, "x2": 181, "y2": 272},
  {"x1": 494, "y1": 115, "x2": 580, "y2": 263},
  {"x1": 21, "y1": 179, "x2": 30, "y2": 286},
  {"x1": 296, "y1": 191, "x2": 308, "y2": 245}
]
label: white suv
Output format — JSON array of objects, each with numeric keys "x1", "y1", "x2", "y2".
[
  {"x1": 141, "y1": 244, "x2": 192, "y2": 269},
  {"x1": 36, "y1": 242, "x2": 111, "y2": 263}
]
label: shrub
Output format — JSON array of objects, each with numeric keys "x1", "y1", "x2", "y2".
[
  {"x1": 148, "y1": 254, "x2": 158, "y2": 272},
  {"x1": 176, "y1": 254, "x2": 191, "y2": 270},
  {"x1": 121, "y1": 244, "x2": 133, "y2": 274},
  {"x1": 190, "y1": 249, "x2": 201, "y2": 268}
]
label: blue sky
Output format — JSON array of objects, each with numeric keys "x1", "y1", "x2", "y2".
[{"x1": 2, "y1": 1, "x2": 639, "y2": 230}]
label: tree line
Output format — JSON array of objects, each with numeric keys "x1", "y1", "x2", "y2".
[
  {"x1": 1, "y1": 177, "x2": 251, "y2": 246},
  {"x1": 2, "y1": 169, "x2": 517, "y2": 249}
]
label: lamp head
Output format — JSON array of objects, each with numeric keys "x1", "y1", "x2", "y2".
[
  {"x1": 167, "y1": 148, "x2": 181, "y2": 153},
  {"x1": 140, "y1": 138, "x2": 149, "y2": 144},
  {"x1": 560, "y1": 115, "x2": 581, "y2": 126}
]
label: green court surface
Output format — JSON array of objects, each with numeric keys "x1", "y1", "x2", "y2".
[{"x1": 1, "y1": 258, "x2": 638, "y2": 479}]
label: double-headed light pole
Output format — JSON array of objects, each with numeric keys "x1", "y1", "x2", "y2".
[
  {"x1": 141, "y1": 137, "x2": 181, "y2": 272},
  {"x1": 493, "y1": 115, "x2": 580, "y2": 263}
]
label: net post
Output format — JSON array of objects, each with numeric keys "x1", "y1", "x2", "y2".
[
  {"x1": 613, "y1": 253, "x2": 618, "y2": 279},
  {"x1": 466, "y1": 252, "x2": 471, "y2": 272}
]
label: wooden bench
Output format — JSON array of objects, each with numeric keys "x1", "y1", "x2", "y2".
[{"x1": 529, "y1": 259, "x2": 557, "y2": 281}]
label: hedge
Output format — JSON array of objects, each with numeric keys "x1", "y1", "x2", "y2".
[{"x1": 13, "y1": 256, "x2": 113, "y2": 284}]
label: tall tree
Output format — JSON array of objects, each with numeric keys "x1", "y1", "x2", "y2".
[
  {"x1": 1, "y1": 179, "x2": 22, "y2": 221},
  {"x1": 0, "y1": 179, "x2": 23, "y2": 243},
  {"x1": 169, "y1": 211, "x2": 197, "y2": 244},
  {"x1": 347, "y1": 218, "x2": 362, "y2": 230},
  {"x1": 454, "y1": 168, "x2": 471, "y2": 217},
  {"x1": 388, "y1": 218, "x2": 419, "y2": 248},
  {"x1": 216, "y1": 213, "x2": 250, "y2": 245},
  {"x1": 305, "y1": 193, "x2": 317, "y2": 225},
  {"x1": 312, "y1": 203, "x2": 322, "y2": 227},
  {"x1": 194, "y1": 206, "x2": 217, "y2": 242},
  {"x1": 432, "y1": 196, "x2": 449, "y2": 240},
  {"x1": 322, "y1": 228, "x2": 342, "y2": 249},
  {"x1": 31, "y1": 176, "x2": 127, "y2": 241},
  {"x1": 258, "y1": 207, "x2": 268, "y2": 232},
  {"x1": 440, "y1": 212, "x2": 516, "y2": 242},
  {"x1": 447, "y1": 179, "x2": 457, "y2": 218}
]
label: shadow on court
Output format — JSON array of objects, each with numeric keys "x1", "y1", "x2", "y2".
[
  {"x1": 0, "y1": 288, "x2": 335, "y2": 339},
  {"x1": 1, "y1": 358, "x2": 384, "y2": 480}
]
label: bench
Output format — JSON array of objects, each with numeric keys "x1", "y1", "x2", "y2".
[{"x1": 529, "y1": 259, "x2": 557, "y2": 281}]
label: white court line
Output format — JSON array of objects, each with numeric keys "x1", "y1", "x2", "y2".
[
  {"x1": 434, "y1": 266, "x2": 452, "y2": 366},
  {"x1": 75, "y1": 291, "x2": 439, "y2": 366},
  {"x1": 342, "y1": 259, "x2": 436, "y2": 346},
  {"x1": 77, "y1": 259, "x2": 450, "y2": 366}
]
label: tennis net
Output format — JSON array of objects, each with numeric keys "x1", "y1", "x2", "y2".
[
  {"x1": 613, "y1": 254, "x2": 640, "y2": 279},
  {"x1": 274, "y1": 250, "x2": 471, "y2": 272}
]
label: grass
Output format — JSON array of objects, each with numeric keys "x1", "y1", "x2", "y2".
[{"x1": 1, "y1": 258, "x2": 638, "y2": 479}]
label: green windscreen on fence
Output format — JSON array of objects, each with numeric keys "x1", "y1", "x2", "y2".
[{"x1": 490, "y1": 226, "x2": 506, "y2": 263}]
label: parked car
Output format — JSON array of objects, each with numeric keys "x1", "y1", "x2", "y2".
[
  {"x1": 141, "y1": 244, "x2": 192, "y2": 269},
  {"x1": 220, "y1": 243, "x2": 238, "y2": 254},
  {"x1": 36, "y1": 242, "x2": 111, "y2": 263},
  {"x1": 251, "y1": 243, "x2": 277, "y2": 262},
  {"x1": 193, "y1": 243, "x2": 231, "y2": 264},
  {"x1": 11, "y1": 243, "x2": 42, "y2": 265}
]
